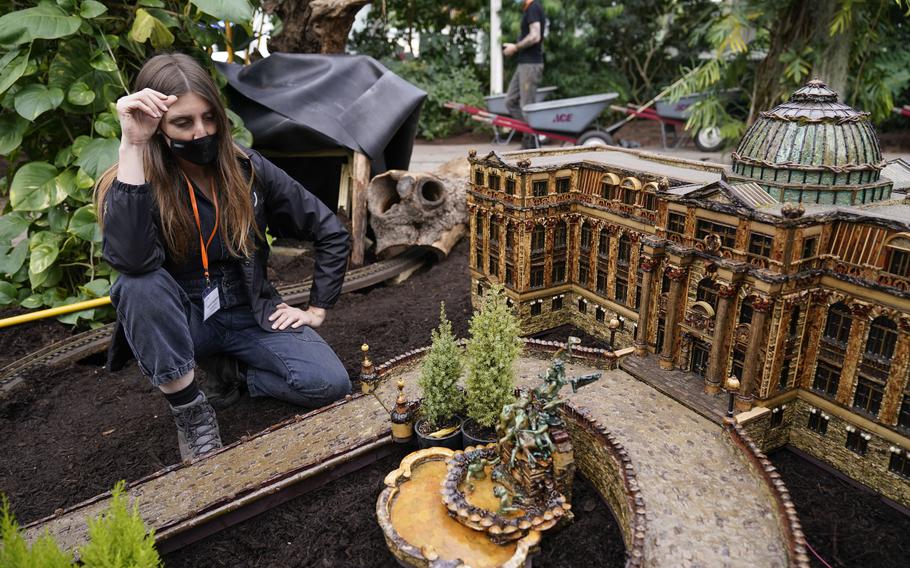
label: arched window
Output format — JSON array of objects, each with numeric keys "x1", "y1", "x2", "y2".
[
  {"x1": 823, "y1": 303, "x2": 852, "y2": 345},
  {"x1": 696, "y1": 277, "x2": 718, "y2": 310},
  {"x1": 884, "y1": 234, "x2": 910, "y2": 277}
]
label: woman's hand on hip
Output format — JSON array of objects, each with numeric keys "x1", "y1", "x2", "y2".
[
  {"x1": 269, "y1": 303, "x2": 326, "y2": 330},
  {"x1": 116, "y1": 88, "x2": 177, "y2": 146}
]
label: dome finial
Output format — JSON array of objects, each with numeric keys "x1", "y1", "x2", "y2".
[{"x1": 791, "y1": 78, "x2": 838, "y2": 102}]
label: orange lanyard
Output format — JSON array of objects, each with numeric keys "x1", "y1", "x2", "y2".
[{"x1": 182, "y1": 172, "x2": 219, "y2": 284}]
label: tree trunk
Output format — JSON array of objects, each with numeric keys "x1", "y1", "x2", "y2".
[
  {"x1": 262, "y1": 0, "x2": 372, "y2": 54},
  {"x1": 748, "y1": 0, "x2": 816, "y2": 123},
  {"x1": 812, "y1": 0, "x2": 851, "y2": 101}
]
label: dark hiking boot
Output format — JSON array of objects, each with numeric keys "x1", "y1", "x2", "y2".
[
  {"x1": 198, "y1": 355, "x2": 247, "y2": 410},
  {"x1": 171, "y1": 392, "x2": 223, "y2": 461}
]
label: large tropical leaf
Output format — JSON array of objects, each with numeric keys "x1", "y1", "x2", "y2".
[
  {"x1": 48, "y1": 39, "x2": 122, "y2": 114},
  {"x1": 0, "y1": 49, "x2": 29, "y2": 97},
  {"x1": 129, "y1": 9, "x2": 175, "y2": 49},
  {"x1": 0, "y1": 281, "x2": 19, "y2": 305},
  {"x1": 0, "y1": 241, "x2": 28, "y2": 277},
  {"x1": 67, "y1": 81, "x2": 96, "y2": 106},
  {"x1": 0, "y1": 112, "x2": 28, "y2": 155},
  {"x1": 10, "y1": 162, "x2": 64, "y2": 211},
  {"x1": 76, "y1": 138, "x2": 119, "y2": 179},
  {"x1": 14, "y1": 84, "x2": 64, "y2": 121},
  {"x1": 0, "y1": 4, "x2": 82, "y2": 46},
  {"x1": 80, "y1": 0, "x2": 108, "y2": 19},
  {"x1": 69, "y1": 204, "x2": 102, "y2": 242},
  {"x1": 93, "y1": 111, "x2": 120, "y2": 138},
  {"x1": 0, "y1": 211, "x2": 31, "y2": 243},
  {"x1": 191, "y1": 0, "x2": 254, "y2": 23},
  {"x1": 29, "y1": 230, "x2": 62, "y2": 278}
]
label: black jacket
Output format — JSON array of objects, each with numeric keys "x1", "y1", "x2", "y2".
[{"x1": 102, "y1": 146, "x2": 350, "y2": 371}]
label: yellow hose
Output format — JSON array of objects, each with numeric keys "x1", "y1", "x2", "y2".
[{"x1": 0, "y1": 297, "x2": 112, "y2": 329}]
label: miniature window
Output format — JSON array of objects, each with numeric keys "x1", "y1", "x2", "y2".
[
  {"x1": 554, "y1": 222, "x2": 567, "y2": 249},
  {"x1": 552, "y1": 296, "x2": 563, "y2": 311},
  {"x1": 505, "y1": 178, "x2": 516, "y2": 195},
  {"x1": 748, "y1": 233, "x2": 773, "y2": 258},
  {"x1": 596, "y1": 307, "x2": 606, "y2": 322},
  {"x1": 823, "y1": 303, "x2": 852, "y2": 345},
  {"x1": 812, "y1": 361, "x2": 840, "y2": 397},
  {"x1": 667, "y1": 212, "x2": 686, "y2": 235},
  {"x1": 505, "y1": 265, "x2": 514, "y2": 286},
  {"x1": 622, "y1": 187, "x2": 637, "y2": 205},
  {"x1": 477, "y1": 282, "x2": 484, "y2": 296},
  {"x1": 884, "y1": 235, "x2": 910, "y2": 277},
  {"x1": 552, "y1": 261, "x2": 566, "y2": 283},
  {"x1": 531, "y1": 226, "x2": 546, "y2": 252},
  {"x1": 488, "y1": 255, "x2": 499, "y2": 278},
  {"x1": 555, "y1": 177, "x2": 571, "y2": 194},
  {"x1": 739, "y1": 297, "x2": 754, "y2": 324},
  {"x1": 801, "y1": 236, "x2": 817, "y2": 259},
  {"x1": 489, "y1": 174, "x2": 501, "y2": 191},
  {"x1": 578, "y1": 260, "x2": 589, "y2": 286},
  {"x1": 505, "y1": 228, "x2": 514, "y2": 250},
  {"x1": 581, "y1": 224, "x2": 592, "y2": 251},
  {"x1": 656, "y1": 317, "x2": 666, "y2": 351},
  {"x1": 661, "y1": 273, "x2": 670, "y2": 293},
  {"x1": 489, "y1": 219, "x2": 499, "y2": 242},
  {"x1": 474, "y1": 170, "x2": 484, "y2": 186},
  {"x1": 899, "y1": 394, "x2": 910, "y2": 431},
  {"x1": 853, "y1": 378, "x2": 884, "y2": 416},
  {"x1": 889, "y1": 450, "x2": 910, "y2": 479},
  {"x1": 531, "y1": 302, "x2": 542, "y2": 316},
  {"x1": 578, "y1": 298, "x2": 587, "y2": 313},
  {"x1": 598, "y1": 232, "x2": 610, "y2": 258},
  {"x1": 642, "y1": 193, "x2": 657, "y2": 211},
  {"x1": 865, "y1": 317, "x2": 897, "y2": 361},
  {"x1": 475, "y1": 216, "x2": 483, "y2": 237},
  {"x1": 770, "y1": 406, "x2": 784, "y2": 427},
  {"x1": 601, "y1": 181, "x2": 614, "y2": 200},
  {"x1": 596, "y1": 270, "x2": 607, "y2": 295},
  {"x1": 530, "y1": 265, "x2": 544, "y2": 288},
  {"x1": 845, "y1": 429, "x2": 869, "y2": 456},
  {"x1": 779, "y1": 358, "x2": 791, "y2": 390},
  {"x1": 807, "y1": 410, "x2": 829, "y2": 435},
  {"x1": 615, "y1": 277, "x2": 628, "y2": 305},
  {"x1": 788, "y1": 306, "x2": 800, "y2": 337},
  {"x1": 696, "y1": 219, "x2": 737, "y2": 249},
  {"x1": 617, "y1": 235, "x2": 631, "y2": 265},
  {"x1": 696, "y1": 278, "x2": 718, "y2": 310},
  {"x1": 732, "y1": 349, "x2": 745, "y2": 380},
  {"x1": 475, "y1": 247, "x2": 483, "y2": 268},
  {"x1": 532, "y1": 180, "x2": 548, "y2": 197},
  {"x1": 635, "y1": 284, "x2": 642, "y2": 309}
]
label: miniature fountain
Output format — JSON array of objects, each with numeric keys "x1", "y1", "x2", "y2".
[{"x1": 377, "y1": 338, "x2": 601, "y2": 567}]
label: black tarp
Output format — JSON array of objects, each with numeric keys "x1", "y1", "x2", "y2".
[{"x1": 217, "y1": 54, "x2": 426, "y2": 178}]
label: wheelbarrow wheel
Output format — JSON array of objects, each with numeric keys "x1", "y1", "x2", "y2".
[
  {"x1": 577, "y1": 129, "x2": 615, "y2": 147},
  {"x1": 694, "y1": 126, "x2": 724, "y2": 152}
]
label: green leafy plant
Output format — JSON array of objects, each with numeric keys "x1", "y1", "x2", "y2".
[
  {"x1": 1, "y1": 481, "x2": 160, "y2": 567},
  {"x1": 464, "y1": 284, "x2": 520, "y2": 429},
  {"x1": 418, "y1": 302, "x2": 463, "y2": 429},
  {"x1": 0, "y1": 1, "x2": 255, "y2": 325},
  {"x1": 78, "y1": 481, "x2": 161, "y2": 568}
]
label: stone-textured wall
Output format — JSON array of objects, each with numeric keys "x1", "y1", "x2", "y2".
[{"x1": 787, "y1": 398, "x2": 910, "y2": 508}]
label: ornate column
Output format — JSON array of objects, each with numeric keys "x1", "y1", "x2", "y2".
[
  {"x1": 835, "y1": 303, "x2": 871, "y2": 406},
  {"x1": 607, "y1": 229, "x2": 619, "y2": 299},
  {"x1": 798, "y1": 292, "x2": 829, "y2": 389},
  {"x1": 659, "y1": 266, "x2": 689, "y2": 370},
  {"x1": 705, "y1": 282, "x2": 740, "y2": 394},
  {"x1": 543, "y1": 220, "x2": 555, "y2": 288},
  {"x1": 480, "y1": 210, "x2": 490, "y2": 276},
  {"x1": 634, "y1": 257, "x2": 659, "y2": 357},
  {"x1": 498, "y1": 216, "x2": 508, "y2": 283},
  {"x1": 736, "y1": 296, "x2": 774, "y2": 410},
  {"x1": 879, "y1": 319, "x2": 910, "y2": 425},
  {"x1": 628, "y1": 233, "x2": 641, "y2": 307},
  {"x1": 468, "y1": 207, "x2": 478, "y2": 271}
]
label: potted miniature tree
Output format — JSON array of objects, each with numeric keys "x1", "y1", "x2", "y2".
[
  {"x1": 463, "y1": 284, "x2": 521, "y2": 447},
  {"x1": 415, "y1": 303, "x2": 464, "y2": 449}
]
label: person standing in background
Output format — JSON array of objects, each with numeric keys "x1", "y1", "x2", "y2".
[{"x1": 503, "y1": 0, "x2": 546, "y2": 149}]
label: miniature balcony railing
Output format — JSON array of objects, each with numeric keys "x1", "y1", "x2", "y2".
[{"x1": 877, "y1": 271, "x2": 910, "y2": 293}]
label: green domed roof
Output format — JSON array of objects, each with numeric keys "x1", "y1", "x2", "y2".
[{"x1": 729, "y1": 80, "x2": 891, "y2": 206}]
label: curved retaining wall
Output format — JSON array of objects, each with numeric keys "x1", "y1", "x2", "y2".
[{"x1": 726, "y1": 421, "x2": 810, "y2": 567}]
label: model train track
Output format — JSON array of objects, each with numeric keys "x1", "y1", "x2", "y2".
[{"x1": 0, "y1": 250, "x2": 429, "y2": 394}]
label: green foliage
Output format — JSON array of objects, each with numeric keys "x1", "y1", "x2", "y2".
[
  {"x1": 464, "y1": 284, "x2": 520, "y2": 429},
  {"x1": 386, "y1": 58, "x2": 486, "y2": 140},
  {"x1": 418, "y1": 302, "x2": 464, "y2": 428},
  {"x1": 79, "y1": 481, "x2": 161, "y2": 568},
  {"x1": 0, "y1": 1, "x2": 256, "y2": 325},
  {"x1": 1, "y1": 495, "x2": 72, "y2": 568}
]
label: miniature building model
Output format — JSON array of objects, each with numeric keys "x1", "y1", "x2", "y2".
[{"x1": 467, "y1": 80, "x2": 910, "y2": 507}]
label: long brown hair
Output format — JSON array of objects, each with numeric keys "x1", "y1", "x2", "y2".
[{"x1": 95, "y1": 53, "x2": 258, "y2": 262}]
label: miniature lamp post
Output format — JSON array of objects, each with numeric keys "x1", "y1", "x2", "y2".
[
  {"x1": 725, "y1": 375, "x2": 740, "y2": 420},
  {"x1": 608, "y1": 318, "x2": 621, "y2": 351},
  {"x1": 360, "y1": 343, "x2": 378, "y2": 394}
]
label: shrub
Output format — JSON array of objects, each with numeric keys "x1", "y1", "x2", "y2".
[
  {"x1": 418, "y1": 302, "x2": 463, "y2": 428},
  {"x1": 78, "y1": 481, "x2": 161, "y2": 568},
  {"x1": 464, "y1": 284, "x2": 521, "y2": 428},
  {"x1": 1, "y1": 495, "x2": 72, "y2": 568}
]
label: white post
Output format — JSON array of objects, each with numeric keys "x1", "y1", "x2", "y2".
[{"x1": 490, "y1": 0, "x2": 503, "y2": 95}]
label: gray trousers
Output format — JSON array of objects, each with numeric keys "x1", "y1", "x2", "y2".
[{"x1": 504, "y1": 63, "x2": 544, "y2": 126}]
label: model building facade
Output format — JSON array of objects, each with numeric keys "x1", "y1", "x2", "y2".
[{"x1": 467, "y1": 80, "x2": 910, "y2": 507}]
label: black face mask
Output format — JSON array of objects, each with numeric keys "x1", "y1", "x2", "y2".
[{"x1": 168, "y1": 133, "x2": 219, "y2": 165}]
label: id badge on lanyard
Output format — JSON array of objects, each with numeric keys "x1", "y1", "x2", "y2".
[{"x1": 183, "y1": 172, "x2": 221, "y2": 321}]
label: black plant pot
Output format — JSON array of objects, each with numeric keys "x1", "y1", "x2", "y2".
[
  {"x1": 461, "y1": 417, "x2": 498, "y2": 448},
  {"x1": 415, "y1": 417, "x2": 463, "y2": 450}
]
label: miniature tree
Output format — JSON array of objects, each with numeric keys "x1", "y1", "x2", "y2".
[
  {"x1": 1, "y1": 496, "x2": 72, "y2": 568},
  {"x1": 79, "y1": 481, "x2": 162, "y2": 568},
  {"x1": 418, "y1": 302, "x2": 464, "y2": 429},
  {"x1": 465, "y1": 284, "x2": 521, "y2": 429}
]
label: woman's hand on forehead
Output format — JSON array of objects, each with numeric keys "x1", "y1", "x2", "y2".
[{"x1": 116, "y1": 88, "x2": 178, "y2": 146}]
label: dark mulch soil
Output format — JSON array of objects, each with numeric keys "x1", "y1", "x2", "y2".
[
  {"x1": 0, "y1": 307, "x2": 75, "y2": 369},
  {"x1": 769, "y1": 448, "x2": 910, "y2": 568},
  {"x1": 162, "y1": 444, "x2": 626, "y2": 568}
]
